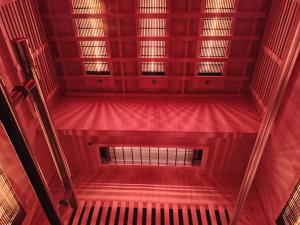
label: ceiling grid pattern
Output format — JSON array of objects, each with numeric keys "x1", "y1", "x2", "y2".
[{"x1": 39, "y1": 0, "x2": 271, "y2": 95}]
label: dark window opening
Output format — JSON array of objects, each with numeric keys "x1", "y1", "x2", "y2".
[
  {"x1": 196, "y1": 209, "x2": 202, "y2": 225},
  {"x1": 170, "y1": 209, "x2": 174, "y2": 225},
  {"x1": 192, "y1": 149, "x2": 203, "y2": 165},
  {"x1": 188, "y1": 209, "x2": 193, "y2": 225},
  {"x1": 198, "y1": 72, "x2": 223, "y2": 76},
  {"x1": 133, "y1": 208, "x2": 138, "y2": 225},
  {"x1": 114, "y1": 207, "x2": 121, "y2": 225},
  {"x1": 105, "y1": 207, "x2": 112, "y2": 225},
  {"x1": 96, "y1": 207, "x2": 103, "y2": 225},
  {"x1": 225, "y1": 209, "x2": 230, "y2": 224},
  {"x1": 142, "y1": 71, "x2": 165, "y2": 76},
  {"x1": 87, "y1": 206, "x2": 94, "y2": 225},
  {"x1": 99, "y1": 147, "x2": 110, "y2": 164},
  {"x1": 215, "y1": 210, "x2": 222, "y2": 225},
  {"x1": 152, "y1": 208, "x2": 156, "y2": 225},
  {"x1": 123, "y1": 208, "x2": 129, "y2": 225},
  {"x1": 178, "y1": 208, "x2": 184, "y2": 225},
  {"x1": 160, "y1": 208, "x2": 165, "y2": 225},
  {"x1": 142, "y1": 208, "x2": 147, "y2": 225},
  {"x1": 205, "y1": 209, "x2": 212, "y2": 225},
  {"x1": 78, "y1": 206, "x2": 86, "y2": 225},
  {"x1": 86, "y1": 70, "x2": 111, "y2": 76}
]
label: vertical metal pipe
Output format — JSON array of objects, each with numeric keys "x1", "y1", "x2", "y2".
[
  {"x1": 230, "y1": 23, "x2": 300, "y2": 225},
  {"x1": 12, "y1": 39, "x2": 78, "y2": 208},
  {"x1": 0, "y1": 79, "x2": 64, "y2": 225}
]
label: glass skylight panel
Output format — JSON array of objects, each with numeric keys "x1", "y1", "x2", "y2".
[
  {"x1": 103, "y1": 147, "x2": 202, "y2": 167},
  {"x1": 140, "y1": 18, "x2": 166, "y2": 37},
  {"x1": 76, "y1": 18, "x2": 105, "y2": 37},
  {"x1": 200, "y1": 40, "x2": 228, "y2": 57},
  {"x1": 72, "y1": 0, "x2": 103, "y2": 14},
  {"x1": 139, "y1": 1, "x2": 167, "y2": 75},
  {"x1": 141, "y1": 62, "x2": 165, "y2": 75},
  {"x1": 72, "y1": 2, "x2": 110, "y2": 75},
  {"x1": 198, "y1": 62, "x2": 224, "y2": 76},
  {"x1": 80, "y1": 41, "x2": 108, "y2": 57},
  {"x1": 84, "y1": 62, "x2": 110, "y2": 75},
  {"x1": 205, "y1": 0, "x2": 234, "y2": 13},
  {"x1": 141, "y1": 41, "x2": 165, "y2": 58},
  {"x1": 139, "y1": 0, "x2": 167, "y2": 13},
  {"x1": 203, "y1": 18, "x2": 232, "y2": 36}
]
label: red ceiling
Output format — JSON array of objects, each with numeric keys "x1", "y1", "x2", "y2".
[{"x1": 37, "y1": 0, "x2": 272, "y2": 95}]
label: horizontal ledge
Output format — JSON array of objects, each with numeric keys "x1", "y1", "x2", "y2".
[
  {"x1": 59, "y1": 75, "x2": 249, "y2": 82},
  {"x1": 63, "y1": 92, "x2": 246, "y2": 98},
  {"x1": 43, "y1": 12, "x2": 266, "y2": 19},
  {"x1": 55, "y1": 57, "x2": 254, "y2": 63},
  {"x1": 48, "y1": 35, "x2": 260, "y2": 42}
]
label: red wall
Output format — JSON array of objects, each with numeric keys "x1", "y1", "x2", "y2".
[{"x1": 254, "y1": 56, "x2": 300, "y2": 224}]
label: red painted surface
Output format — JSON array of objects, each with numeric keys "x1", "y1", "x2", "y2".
[
  {"x1": 0, "y1": 0, "x2": 298, "y2": 224},
  {"x1": 52, "y1": 96, "x2": 261, "y2": 133},
  {"x1": 254, "y1": 56, "x2": 300, "y2": 224}
]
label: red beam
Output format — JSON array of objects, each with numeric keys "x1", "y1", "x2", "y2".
[
  {"x1": 60, "y1": 75, "x2": 249, "y2": 81},
  {"x1": 54, "y1": 57, "x2": 254, "y2": 63},
  {"x1": 42, "y1": 12, "x2": 267, "y2": 20},
  {"x1": 48, "y1": 35, "x2": 260, "y2": 42}
]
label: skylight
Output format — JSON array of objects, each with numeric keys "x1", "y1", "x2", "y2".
[
  {"x1": 141, "y1": 41, "x2": 165, "y2": 58},
  {"x1": 73, "y1": 2, "x2": 111, "y2": 76},
  {"x1": 72, "y1": 0, "x2": 103, "y2": 14},
  {"x1": 205, "y1": 0, "x2": 234, "y2": 13},
  {"x1": 200, "y1": 40, "x2": 228, "y2": 57},
  {"x1": 198, "y1": 62, "x2": 224, "y2": 76},
  {"x1": 139, "y1": 0, "x2": 167, "y2": 76},
  {"x1": 84, "y1": 62, "x2": 110, "y2": 75},
  {"x1": 76, "y1": 18, "x2": 105, "y2": 37},
  {"x1": 140, "y1": 18, "x2": 166, "y2": 37},
  {"x1": 139, "y1": 0, "x2": 167, "y2": 13},
  {"x1": 203, "y1": 18, "x2": 232, "y2": 36},
  {"x1": 141, "y1": 62, "x2": 165, "y2": 75},
  {"x1": 80, "y1": 41, "x2": 108, "y2": 57}
]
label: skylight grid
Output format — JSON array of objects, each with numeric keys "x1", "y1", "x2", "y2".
[
  {"x1": 200, "y1": 40, "x2": 228, "y2": 57},
  {"x1": 203, "y1": 18, "x2": 232, "y2": 36},
  {"x1": 140, "y1": 18, "x2": 166, "y2": 36},
  {"x1": 80, "y1": 41, "x2": 108, "y2": 57},
  {"x1": 205, "y1": 0, "x2": 234, "y2": 12},
  {"x1": 84, "y1": 62, "x2": 110, "y2": 75},
  {"x1": 105, "y1": 147, "x2": 202, "y2": 166},
  {"x1": 141, "y1": 41, "x2": 165, "y2": 58},
  {"x1": 76, "y1": 18, "x2": 105, "y2": 36},
  {"x1": 139, "y1": 0, "x2": 167, "y2": 13},
  {"x1": 198, "y1": 62, "x2": 224, "y2": 76},
  {"x1": 72, "y1": 0, "x2": 103, "y2": 14},
  {"x1": 142, "y1": 62, "x2": 165, "y2": 74}
]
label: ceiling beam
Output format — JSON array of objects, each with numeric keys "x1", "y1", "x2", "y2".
[
  {"x1": 48, "y1": 35, "x2": 260, "y2": 42},
  {"x1": 42, "y1": 12, "x2": 267, "y2": 19},
  {"x1": 59, "y1": 75, "x2": 249, "y2": 82},
  {"x1": 54, "y1": 57, "x2": 254, "y2": 63}
]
